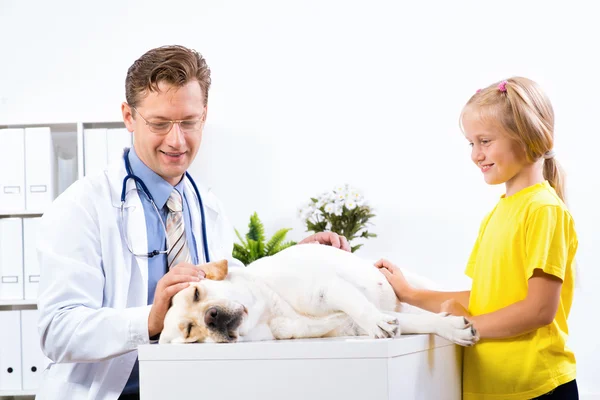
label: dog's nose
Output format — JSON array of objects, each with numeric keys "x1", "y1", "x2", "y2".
[{"x1": 204, "y1": 307, "x2": 220, "y2": 328}]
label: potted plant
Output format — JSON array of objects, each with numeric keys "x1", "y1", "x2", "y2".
[
  {"x1": 297, "y1": 184, "x2": 376, "y2": 252},
  {"x1": 233, "y1": 212, "x2": 297, "y2": 265}
]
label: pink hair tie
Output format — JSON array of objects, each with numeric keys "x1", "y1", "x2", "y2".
[
  {"x1": 476, "y1": 89, "x2": 482, "y2": 93},
  {"x1": 498, "y1": 80, "x2": 508, "y2": 92}
]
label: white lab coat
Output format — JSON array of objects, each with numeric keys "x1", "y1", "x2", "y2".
[{"x1": 35, "y1": 157, "x2": 243, "y2": 400}]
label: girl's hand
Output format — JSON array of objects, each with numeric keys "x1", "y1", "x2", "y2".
[
  {"x1": 375, "y1": 259, "x2": 413, "y2": 302},
  {"x1": 440, "y1": 298, "x2": 471, "y2": 319}
]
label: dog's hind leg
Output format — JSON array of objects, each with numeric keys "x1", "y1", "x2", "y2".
[
  {"x1": 269, "y1": 312, "x2": 349, "y2": 340},
  {"x1": 318, "y1": 279, "x2": 399, "y2": 339},
  {"x1": 383, "y1": 311, "x2": 479, "y2": 347}
]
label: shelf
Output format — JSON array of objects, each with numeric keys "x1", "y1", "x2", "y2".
[
  {"x1": 0, "y1": 389, "x2": 36, "y2": 397},
  {"x1": 0, "y1": 210, "x2": 44, "y2": 218},
  {"x1": 0, "y1": 299, "x2": 37, "y2": 306}
]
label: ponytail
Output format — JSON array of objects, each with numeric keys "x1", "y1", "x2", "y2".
[{"x1": 543, "y1": 157, "x2": 566, "y2": 203}]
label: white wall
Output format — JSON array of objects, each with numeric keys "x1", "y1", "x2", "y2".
[{"x1": 1, "y1": 0, "x2": 598, "y2": 395}]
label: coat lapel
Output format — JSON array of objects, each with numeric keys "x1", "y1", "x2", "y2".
[{"x1": 107, "y1": 156, "x2": 149, "y2": 303}]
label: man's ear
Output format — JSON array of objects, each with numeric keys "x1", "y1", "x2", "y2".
[
  {"x1": 121, "y1": 102, "x2": 135, "y2": 133},
  {"x1": 199, "y1": 259, "x2": 228, "y2": 280}
]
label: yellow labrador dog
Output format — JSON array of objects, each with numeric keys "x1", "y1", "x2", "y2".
[{"x1": 159, "y1": 244, "x2": 478, "y2": 346}]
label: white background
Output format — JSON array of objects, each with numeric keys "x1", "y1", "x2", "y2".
[{"x1": 1, "y1": 0, "x2": 598, "y2": 396}]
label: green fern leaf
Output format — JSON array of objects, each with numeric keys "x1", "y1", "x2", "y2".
[
  {"x1": 232, "y1": 243, "x2": 250, "y2": 265},
  {"x1": 265, "y1": 228, "x2": 292, "y2": 256},
  {"x1": 246, "y1": 212, "x2": 262, "y2": 241},
  {"x1": 235, "y1": 228, "x2": 247, "y2": 247},
  {"x1": 248, "y1": 239, "x2": 261, "y2": 264},
  {"x1": 275, "y1": 241, "x2": 297, "y2": 253},
  {"x1": 247, "y1": 212, "x2": 266, "y2": 256},
  {"x1": 350, "y1": 244, "x2": 363, "y2": 253}
]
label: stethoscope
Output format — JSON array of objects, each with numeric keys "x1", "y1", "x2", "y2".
[{"x1": 119, "y1": 148, "x2": 210, "y2": 263}]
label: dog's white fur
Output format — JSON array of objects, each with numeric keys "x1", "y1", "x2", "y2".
[{"x1": 159, "y1": 244, "x2": 478, "y2": 346}]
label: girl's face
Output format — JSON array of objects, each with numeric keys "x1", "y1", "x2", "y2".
[{"x1": 462, "y1": 111, "x2": 529, "y2": 188}]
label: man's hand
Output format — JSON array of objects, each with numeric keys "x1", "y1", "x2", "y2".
[
  {"x1": 440, "y1": 298, "x2": 471, "y2": 318},
  {"x1": 374, "y1": 259, "x2": 413, "y2": 302},
  {"x1": 148, "y1": 263, "x2": 206, "y2": 338},
  {"x1": 298, "y1": 232, "x2": 351, "y2": 252}
]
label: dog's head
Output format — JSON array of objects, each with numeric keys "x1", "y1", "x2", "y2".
[{"x1": 159, "y1": 259, "x2": 248, "y2": 344}]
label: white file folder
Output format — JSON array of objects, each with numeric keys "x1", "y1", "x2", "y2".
[
  {"x1": 20, "y1": 310, "x2": 51, "y2": 390},
  {"x1": 23, "y1": 217, "x2": 41, "y2": 300},
  {"x1": 106, "y1": 128, "x2": 132, "y2": 166},
  {"x1": 0, "y1": 128, "x2": 26, "y2": 211},
  {"x1": 83, "y1": 128, "x2": 108, "y2": 176},
  {"x1": 0, "y1": 218, "x2": 24, "y2": 300},
  {"x1": 0, "y1": 310, "x2": 22, "y2": 391},
  {"x1": 25, "y1": 127, "x2": 56, "y2": 211}
]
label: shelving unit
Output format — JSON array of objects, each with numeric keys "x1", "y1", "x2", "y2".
[
  {"x1": 0, "y1": 121, "x2": 128, "y2": 399},
  {"x1": 0, "y1": 389, "x2": 36, "y2": 397},
  {"x1": 0, "y1": 300, "x2": 37, "y2": 308},
  {"x1": 0, "y1": 211, "x2": 43, "y2": 218}
]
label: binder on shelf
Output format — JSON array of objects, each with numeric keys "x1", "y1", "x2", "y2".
[
  {"x1": 106, "y1": 127, "x2": 132, "y2": 167},
  {"x1": 23, "y1": 217, "x2": 41, "y2": 300},
  {"x1": 25, "y1": 127, "x2": 56, "y2": 211},
  {"x1": 0, "y1": 128, "x2": 26, "y2": 211},
  {"x1": 0, "y1": 218, "x2": 24, "y2": 300},
  {"x1": 83, "y1": 128, "x2": 108, "y2": 176},
  {"x1": 21, "y1": 310, "x2": 51, "y2": 391},
  {"x1": 57, "y1": 152, "x2": 78, "y2": 195},
  {"x1": 0, "y1": 310, "x2": 23, "y2": 391}
]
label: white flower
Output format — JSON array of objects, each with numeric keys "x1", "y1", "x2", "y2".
[
  {"x1": 320, "y1": 191, "x2": 335, "y2": 202},
  {"x1": 298, "y1": 199, "x2": 319, "y2": 220},
  {"x1": 349, "y1": 191, "x2": 362, "y2": 201},
  {"x1": 335, "y1": 192, "x2": 347, "y2": 202},
  {"x1": 333, "y1": 185, "x2": 346, "y2": 194},
  {"x1": 311, "y1": 209, "x2": 323, "y2": 220},
  {"x1": 333, "y1": 205, "x2": 343, "y2": 216},
  {"x1": 324, "y1": 203, "x2": 335, "y2": 214},
  {"x1": 345, "y1": 200, "x2": 357, "y2": 210}
]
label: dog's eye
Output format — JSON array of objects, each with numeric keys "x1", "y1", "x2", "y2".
[
  {"x1": 186, "y1": 322, "x2": 193, "y2": 337},
  {"x1": 193, "y1": 287, "x2": 201, "y2": 302}
]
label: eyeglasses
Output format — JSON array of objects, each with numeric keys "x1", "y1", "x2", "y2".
[{"x1": 132, "y1": 106, "x2": 205, "y2": 135}]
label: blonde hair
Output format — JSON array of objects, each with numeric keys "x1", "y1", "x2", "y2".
[{"x1": 461, "y1": 77, "x2": 566, "y2": 202}]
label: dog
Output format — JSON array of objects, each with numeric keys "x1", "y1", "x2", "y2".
[{"x1": 159, "y1": 243, "x2": 478, "y2": 346}]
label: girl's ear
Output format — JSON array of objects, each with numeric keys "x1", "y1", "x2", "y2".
[{"x1": 198, "y1": 259, "x2": 228, "y2": 280}]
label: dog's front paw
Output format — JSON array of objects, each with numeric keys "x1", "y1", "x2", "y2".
[
  {"x1": 362, "y1": 313, "x2": 400, "y2": 339},
  {"x1": 435, "y1": 314, "x2": 479, "y2": 346}
]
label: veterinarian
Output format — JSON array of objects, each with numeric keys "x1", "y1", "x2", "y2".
[{"x1": 35, "y1": 45, "x2": 351, "y2": 400}]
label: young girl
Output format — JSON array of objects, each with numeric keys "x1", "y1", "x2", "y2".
[{"x1": 377, "y1": 77, "x2": 578, "y2": 399}]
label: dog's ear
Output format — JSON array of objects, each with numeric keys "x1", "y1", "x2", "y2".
[{"x1": 199, "y1": 259, "x2": 228, "y2": 280}]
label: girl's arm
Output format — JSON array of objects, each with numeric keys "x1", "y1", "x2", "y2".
[
  {"x1": 406, "y1": 288, "x2": 471, "y2": 314},
  {"x1": 469, "y1": 269, "x2": 562, "y2": 339},
  {"x1": 375, "y1": 259, "x2": 471, "y2": 313},
  {"x1": 440, "y1": 269, "x2": 562, "y2": 339}
]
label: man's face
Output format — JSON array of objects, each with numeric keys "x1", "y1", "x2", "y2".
[{"x1": 122, "y1": 80, "x2": 207, "y2": 186}]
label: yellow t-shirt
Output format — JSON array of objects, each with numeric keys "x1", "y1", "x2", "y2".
[{"x1": 463, "y1": 181, "x2": 578, "y2": 400}]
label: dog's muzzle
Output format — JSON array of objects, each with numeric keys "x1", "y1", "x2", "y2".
[{"x1": 204, "y1": 305, "x2": 246, "y2": 342}]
